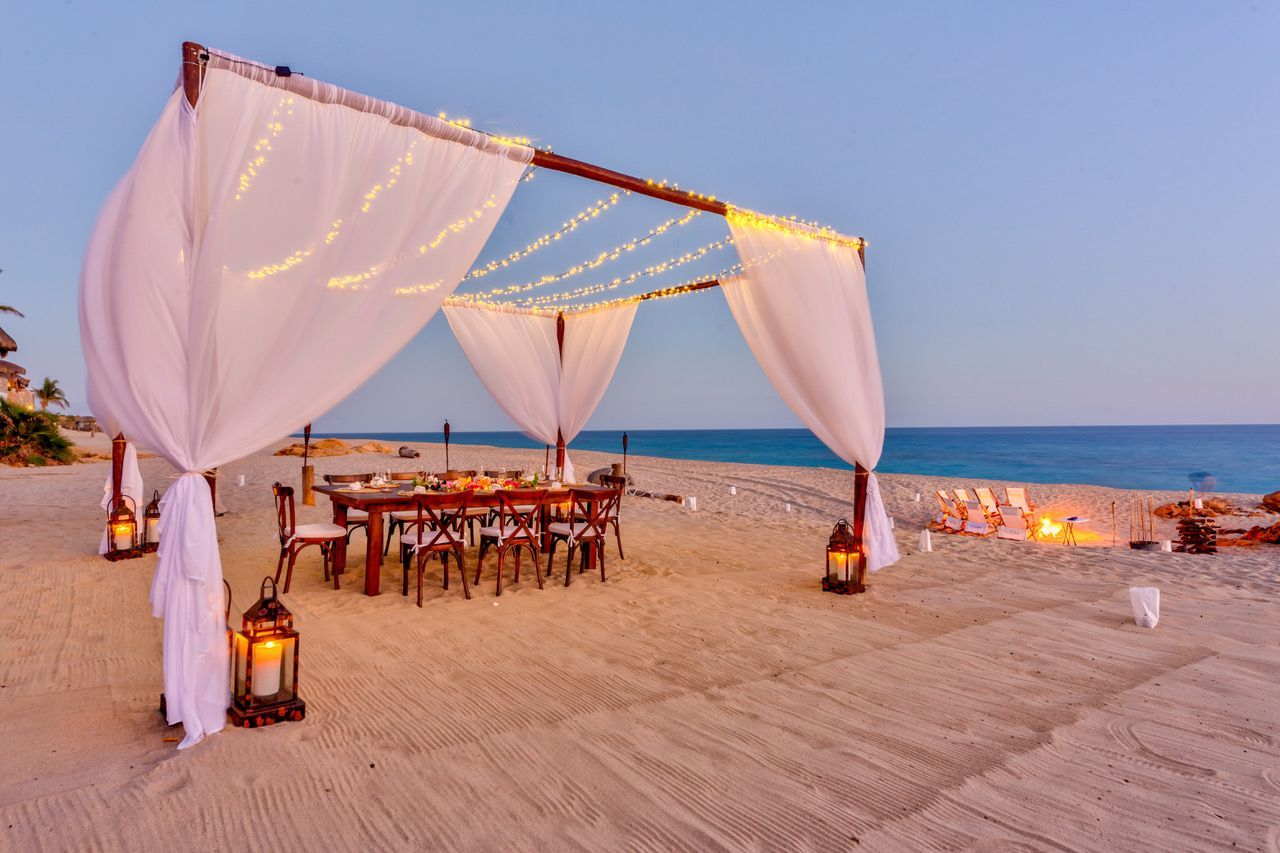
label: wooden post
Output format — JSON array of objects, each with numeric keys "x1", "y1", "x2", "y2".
[
  {"x1": 852, "y1": 464, "x2": 870, "y2": 594},
  {"x1": 622, "y1": 431, "x2": 629, "y2": 477},
  {"x1": 302, "y1": 423, "x2": 315, "y2": 506},
  {"x1": 443, "y1": 419, "x2": 451, "y2": 471},
  {"x1": 205, "y1": 470, "x2": 221, "y2": 517},
  {"x1": 110, "y1": 433, "x2": 126, "y2": 510},
  {"x1": 554, "y1": 312, "x2": 566, "y2": 478},
  {"x1": 182, "y1": 42, "x2": 205, "y2": 108}
]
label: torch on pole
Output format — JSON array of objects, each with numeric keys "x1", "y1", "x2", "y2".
[
  {"x1": 302, "y1": 423, "x2": 315, "y2": 505},
  {"x1": 622, "y1": 431, "x2": 629, "y2": 478},
  {"x1": 443, "y1": 419, "x2": 451, "y2": 472}
]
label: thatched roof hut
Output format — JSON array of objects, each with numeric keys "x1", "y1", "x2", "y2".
[{"x1": 0, "y1": 326, "x2": 15, "y2": 357}]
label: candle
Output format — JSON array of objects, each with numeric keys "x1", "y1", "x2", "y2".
[
  {"x1": 112, "y1": 524, "x2": 133, "y2": 552},
  {"x1": 252, "y1": 640, "x2": 284, "y2": 697},
  {"x1": 1193, "y1": 498, "x2": 1203, "y2": 510},
  {"x1": 237, "y1": 475, "x2": 246, "y2": 487},
  {"x1": 728, "y1": 486, "x2": 737, "y2": 495},
  {"x1": 830, "y1": 552, "x2": 847, "y2": 579},
  {"x1": 146, "y1": 517, "x2": 160, "y2": 546}
]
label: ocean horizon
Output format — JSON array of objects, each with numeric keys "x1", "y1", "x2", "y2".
[{"x1": 305, "y1": 424, "x2": 1280, "y2": 495}]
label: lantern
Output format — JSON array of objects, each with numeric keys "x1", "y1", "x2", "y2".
[
  {"x1": 105, "y1": 496, "x2": 140, "y2": 562},
  {"x1": 141, "y1": 490, "x2": 162, "y2": 553},
  {"x1": 823, "y1": 518, "x2": 863, "y2": 595},
  {"x1": 229, "y1": 577, "x2": 306, "y2": 728}
]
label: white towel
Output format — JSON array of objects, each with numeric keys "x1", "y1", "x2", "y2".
[{"x1": 1129, "y1": 587, "x2": 1160, "y2": 628}]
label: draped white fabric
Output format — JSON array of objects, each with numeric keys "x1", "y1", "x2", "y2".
[
  {"x1": 721, "y1": 215, "x2": 900, "y2": 573},
  {"x1": 80, "y1": 65, "x2": 529, "y2": 748},
  {"x1": 98, "y1": 442, "x2": 144, "y2": 554},
  {"x1": 444, "y1": 302, "x2": 638, "y2": 482}
]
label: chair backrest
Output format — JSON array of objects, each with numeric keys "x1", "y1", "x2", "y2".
[
  {"x1": 975, "y1": 487, "x2": 999, "y2": 513},
  {"x1": 440, "y1": 470, "x2": 476, "y2": 480},
  {"x1": 324, "y1": 472, "x2": 373, "y2": 485},
  {"x1": 389, "y1": 471, "x2": 421, "y2": 482},
  {"x1": 600, "y1": 475, "x2": 625, "y2": 516},
  {"x1": 998, "y1": 506, "x2": 1026, "y2": 528},
  {"x1": 935, "y1": 490, "x2": 956, "y2": 513},
  {"x1": 272, "y1": 482, "x2": 295, "y2": 542},
  {"x1": 494, "y1": 488, "x2": 545, "y2": 543},
  {"x1": 964, "y1": 500, "x2": 987, "y2": 523},
  {"x1": 572, "y1": 488, "x2": 618, "y2": 539},
  {"x1": 1005, "y1": 487, "x2": 1031, "y2": 512},
  {"x1": 953, "y1": 488, "x2": 973, "y2": 503},
  {"x1": 412, "y1": 491, "x2": 471, "y2": 551}
]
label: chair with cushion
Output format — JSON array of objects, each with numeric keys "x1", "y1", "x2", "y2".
[
  {"x1": 400, "y1": 491, "x2": 471, "y2": 606},
  {"x1": 273, "y1": 482, "x2": 346, "y2": 592},
  {"x1": 382, "y1": 471, "x2": 426, "y2": 555},
  {"x1": 548, "y1": 488, "x2": 618, "y2": 587},
  {"x1": 934, "y1": 490, "x2": 964, "y2": 532},
  {"x1": 323, "y1": 473, "x2": 373, "y2": 542},
  {"x1": 475, "y1": 489, "x2": 546, "y2": 595},
  {"x1": 961, "y1": 500, "x2": 995, "y2": 536},
  {"x1": 974, "y1": 486, "x2": 1002, "y2": 518},
  {"x1": 597, "y1": 474, "x2": 626, "y2": 559}
]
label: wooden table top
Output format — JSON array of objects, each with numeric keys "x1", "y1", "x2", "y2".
[{"x1": 312, "y1": 483, "x2": 611, "y2": 507}]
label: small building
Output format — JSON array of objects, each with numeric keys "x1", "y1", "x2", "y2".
[{"x1": 0, "y1": 327, "x2": 35, "y2": 409}]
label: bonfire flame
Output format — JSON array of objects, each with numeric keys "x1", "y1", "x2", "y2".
[{"x1": 1039, "y1": 516, "x2": 1062, "y2": 538}]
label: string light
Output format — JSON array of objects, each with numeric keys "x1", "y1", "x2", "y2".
[
  {"x1": 726, "y1": 206, "x2": 865, "y2": 250},
  {"x1": 462, "y1": 191, "x2": 628, "y2": 280},
  {"x1": 466, "y1": 208, "x2": 702, "y2": 297}
]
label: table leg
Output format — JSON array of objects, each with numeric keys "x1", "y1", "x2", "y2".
[
  {"x1": 539, "y1": 504, "x2": 551, "y2": 553},
  {"x1": 365, "y1": 509, "x2": 384, "y2": 596},
  {"x1": 333, "y1": 504, "x2": 348, "y2": 579}
]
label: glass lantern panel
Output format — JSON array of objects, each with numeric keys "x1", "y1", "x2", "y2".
[{"x1": 233, "y1": 632, "x2": 249, "y2": 701}]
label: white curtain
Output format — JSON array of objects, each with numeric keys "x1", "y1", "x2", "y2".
[
  {"x1": 98, "y1": 441, "x2": 144, "y2": 554},
  {"x1": 80, "y1": 57, "x2": 530, "y2": 748},
  {"x1": 444, "y1": 302, "x2": 637, "y2": 482},
  {"x1": 721, "y1": 213, "x2": 899, "y2": 573}
]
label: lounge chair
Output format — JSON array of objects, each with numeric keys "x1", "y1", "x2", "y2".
[
  {"x1": 953, "y1": 487, "x2": 974, "y2": 504},
  {"x1": 961, "y1": 501, "x2": 995, "y2": 536},
  {"x1": 995, "y1": 506, "x2": 1030, "y2": 541},
  {"x1": 974, "y1": 487, "x2": 1001, "y2": 517},
  {"x1": 934, "y1": 490, "x2": 964, "y2": 532},
  {"x1": 1004, "y1": 486, "x2": 1035, "y2": 516}
]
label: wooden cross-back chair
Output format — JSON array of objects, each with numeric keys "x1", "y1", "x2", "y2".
[
  {"x1": 382, "y1": 471, "x2": 427, "y2": 556},
  {"x1": 323, "y1": 472, "x2": 373, "y2": 541},
  {"x1": 475, "y1": 489, "x2": 547, "y2": 595},
  {"x1": 272, "y1": 482, "x2": 346, "y2": 592},
  {"x1": 548, "y1": 488, "x2": 619, "y2": 587},
  {"x1": 597, "y1": 474, "x2": 627, "y2": 559},
  {"x1": 401, "y1": 491, "x2": 472, "y2": 607}
]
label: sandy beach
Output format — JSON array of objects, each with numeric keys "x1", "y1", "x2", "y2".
[{"x1": 1, "y1": 437, "x2": 1277, "y2": 851}]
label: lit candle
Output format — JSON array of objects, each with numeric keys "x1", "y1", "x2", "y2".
[
  {"x1": 113, "y1": 524, "x2": 133, "y2": 552},
  {"x1": 146, "y1": 517, "x2": 160, "y2": 546},
  {"x1": 830, "y1": 552, "x2": 847, "y2": 579},
  {"x1": 252, "y1": 640, "x2": 284, "y2": 697}
]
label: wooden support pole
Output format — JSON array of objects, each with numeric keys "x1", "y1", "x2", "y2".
[
  {"x1": 531, "y1": 150, "x2": 727, "y2": 215},
  {"x1": 851, "y1": 464, "x2": 870, "y2": 594},
  {"x1": 110, "y1": 433, "x2": 125, "y2": 510},
  {"x1": 554, "y1": 312, "x2": 566, "y2": 477}
]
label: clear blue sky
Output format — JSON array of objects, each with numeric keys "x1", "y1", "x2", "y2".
[{"x1": 2, "y1": 1, "x2": 1277, "y2": 431}]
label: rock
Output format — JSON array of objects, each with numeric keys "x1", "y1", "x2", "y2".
[
  {"x1": 274, "y1": 438, "x2": 395, "y2": 457},
  {"x1": 586, "y1": 466, "x2": 633, "y2": 486},
  {"x1": 1261, "y1": 491, "x2": 1280, "y2": 513},
  {"x1": 1241, "y1": 519, "x2": 1280, "y2": 544},
  {"x1": 398, "y1": 446, "x2": 420, "y2": 458}
]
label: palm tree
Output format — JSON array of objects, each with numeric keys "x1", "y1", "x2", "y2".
[
  {"x1": 36, "y1": 377, "x2": 69, "y2": 412},
  {"x1": 0, "y1": 305, "x2": 21, "y2": 317}
]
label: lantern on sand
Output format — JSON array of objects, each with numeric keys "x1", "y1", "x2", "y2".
[
  {"x1": 105, "y1": 496, "x2": 139, "y2": 561},
  {"x1": 141, "y1": 490, "x2": 161, "y2": 553},
  {"x1": 823, "y1": 519, "x2": 862, "y2": 595},
  {"x1": 229, "y1": 577, "x2": 305, "y2": 728}
]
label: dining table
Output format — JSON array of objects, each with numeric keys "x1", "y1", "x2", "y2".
[{"x1": 312, "y1": 483, "x2": 613, "y2": 596}]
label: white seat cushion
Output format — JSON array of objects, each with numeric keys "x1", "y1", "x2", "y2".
[
  {"x1": 464, "y1": 506, "x2": 491, "y2": 517},
  {"x1": 944, "y1": 517, "x2": 964, "y2": 532},
  {"x1": 346, "y1": 509, "x2": 369, "y2": 522},
  {"x1": 548, "y1": 521, "x2": 598, "y2": 540},
  {"x1": 401, "y1": 527, "x2": 464, "y2": 549},
  {"x1": 479, "y1": 524, "x2": 536, "y2": 541},
  {"x1": 996, "y1": 526, "x2": 1029, "y2": 541},
  {"x1": 390, "y1": 510, "x2": 421, "y2": 522},
  {"x1": 964, "y1": 520, "x2": 993, "y2": 536},
  {"x1": 288, "y1": 522, "x2": 346, "y2": 540}
]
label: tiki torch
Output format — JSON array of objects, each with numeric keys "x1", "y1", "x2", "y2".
[
  {"x1": 443, "y1": 419, "x2": 451, "y2": 471},
  {"x1": 622, "y1": 431, "x2": 629, "y2": 477},
  {"x1": 301, "y1": 423, "x2": 315, "y2": 506}
]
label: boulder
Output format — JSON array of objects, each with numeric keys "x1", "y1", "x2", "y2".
[
  {"x1": 1241, "y1": 519, "x2": 1280, "y2": 544},
  {"x1": 1261, "y1": 491, "x2": 1280, "y2": 513},
  {"x1": 274, "y1": 438, "x2": 396, "y2": 457},
  {"x1": 398, "y1": 446, "x2": 420, "y2": 458}
]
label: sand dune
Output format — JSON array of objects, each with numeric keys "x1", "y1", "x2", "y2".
[{"x1": 0, "y1": 439, "x2": 1277, "y2": 850}]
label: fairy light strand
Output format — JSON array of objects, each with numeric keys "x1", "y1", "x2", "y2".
[{"x1": 462, "y1": 191, "x2": 628, "y2": 281}]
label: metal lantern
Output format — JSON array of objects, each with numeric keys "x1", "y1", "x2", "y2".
[
  {"x1": 823, "y1": 518, "x2": 863, "y2": 595},
  {"x1": 229, "y1": 577, "x2": 305, "y2": 728},
  {"x1": 141, "y1": 490, "x2": 162, "y2": 553},
  {"x1": 105, "y1": 496, "x2": 140, "y2": 562}
]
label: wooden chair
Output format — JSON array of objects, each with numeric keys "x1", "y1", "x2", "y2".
[
  {"x1": 475, "y1": 489, "x2": 546, "y2": 595},
  {"x1": 272, "y1": 482, "x2": 346, "y2": 592},
  {"x1": 952, "y1": 487, "x2": 974, "y2": 504},
  {"x1": 383, "y1": 471, "x2": 426, "y2": 556},
  {"x1": 934, "y1": 490, "x2": 963, "y2": 532},
  {"x1": 323, "y1": 472, "x2": 373, "y2": 541},
  {"x1": 400, "y1": 491, "x2": 471, "y2": 607},
  {"x1": 974, "y1": 486, "x2": 1001, "y2": 517},
  {"x1": 996, "y1": 506, "x2": 1031, "y2": 541},
  {"x1": 961, "y1": 500, "x2": 995, "y2": 536},
  {"x1": 597, "y1": 474, "x2": 626, "y2": 559},
  {"x1": 548, "y1": 488, "x2": 618, "y2": 587}
]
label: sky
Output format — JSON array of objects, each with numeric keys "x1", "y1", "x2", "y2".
[{"x1": 2, "y1": 1, "x2": 1277, "y2": 432}]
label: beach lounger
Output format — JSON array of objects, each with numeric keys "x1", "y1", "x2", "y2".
[
  {"x1": 974, "y1": 487, "x2": 1001, "y2": 516},
  {"x1": 961, "y1": 501, "x2": 995, "y2": 536},
  {"x1": 996, "y1": 506, "x2": 1030, "y2": 540},
  {"x1": 934, "y1": 491, "x2": 964, "y2": 532},
  {"x1": 1004, "y1": 486, "x2": 1035, "y2": 515},
  {"x1": 953, "y1": 488, "x2": 974, "y2": 504}
]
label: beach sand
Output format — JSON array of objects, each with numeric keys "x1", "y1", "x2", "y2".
[{"x1": 1, "y1": 438, "x2": 1277, "y2": 851}]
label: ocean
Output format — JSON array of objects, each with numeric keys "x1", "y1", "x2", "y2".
[{"x1": 307, "y1": 425, "x2": 1280, "y2": 495}]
